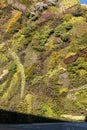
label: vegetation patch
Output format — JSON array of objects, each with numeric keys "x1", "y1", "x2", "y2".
[
  {"x1": 67, "y1": 57, "x2": 87, "y2": 87},
  {"x1": 55, "y1": 22, "x2": 73, "y2": 42}
]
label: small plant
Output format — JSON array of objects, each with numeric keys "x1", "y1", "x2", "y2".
[
  {"x1": 9, "y1": 63, "x2": 17, "y2": 73},
  {"x1": 63, "y1": 14, "x2": 72, "y2": 22},
  {"x1": 39, "y1": 29, "x2": 54, "y2": 45},
  {"x1": 61, "y1": 33, "x2": 70, "y2": 42},
  {"x1": 55, "y1": 25, "x2": 64, "y2": 37},
  {"x1": 64, "y1": 22, "x2": 73, "y2": 31},
  {"x1": 22, "y1": 25, "x2": 36, "y2": 37},
  {"x1": 31, "y1": 15, "x2": 39, "y2": 21},
  {"x1": 55, "y1": 22, "x2": 72, "y2": 42}
]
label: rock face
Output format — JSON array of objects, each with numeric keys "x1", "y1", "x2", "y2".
[
  {"x1": 5, "y1": 0, "x2": 80, "y2": 13},
  {"x1": 64, "y1": 53, "x2": 79, "y2": 64},
  {"x1": 58, "y1": 71, "x2": 72, "y2": 88},
  {"x1": 6, "y1": 0, "x2": 27, "y2": 12},
  {"x1": 46, "y1": 0, "x2": 56, "y2": 6},
  {"x1": 35, "y1": 2, "x2": 48, "y2": 11},
  {"x1": 0, "y1": 0, "x2": 87, "y2": 123}
]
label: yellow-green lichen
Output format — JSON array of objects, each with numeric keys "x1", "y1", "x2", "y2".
[
  {"x1": 25, "y1": 64, "x2": 36, "y2": 80},
  {"x1": 16, "y1": 94, "x2": 33, "y2": 114},
  {"x1": 1, "y1": 72, "x2": 19, "y2": 101}
]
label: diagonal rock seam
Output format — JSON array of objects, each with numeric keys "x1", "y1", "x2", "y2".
[
  {"x1": 70, "y1": 84, "x2": 87, "y2": 93},
  {"x1": 8, "y1": 48, "x2": 26, "y2": 99}
]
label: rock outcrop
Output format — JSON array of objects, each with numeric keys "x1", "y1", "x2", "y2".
[{"x1": 6, "y1": 0, "x2": 27, "y2": 12}]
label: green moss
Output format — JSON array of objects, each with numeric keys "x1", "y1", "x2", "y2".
[
  {"x1": 69, "y1": 40, "x2": 86, "y2": 52},
  {"x1": 31, "y1": 28, "x2": 54, "y2": 51},
  {"x1": 68, "y1": 31, "x2": 87, "y2": 52},
  {"x1": 39, "y1": 29, "x2": 54, "y2": 45},
  {"x1": 64, "y1": 23, "x2": 73, "y2": 31},
  {"x1": 55, "y1": 24, "x2": 65, "y2": 37},
  {"x1": 39, "y1": 99, "x2": 66, "y2": 119},
  {"x1": 10, "y1": 23, "x2": 37, "y2": 50},
  {"x1": 9, "y1": 63, "x2": 17, "y2": 73},
  {"x1": 0, "y1": 72, "x2": 14, "y2": 97},
  {"x1": 0, "y1": 80, "x2": 8, "y2": 95},
  {"x1": 11, "y1": 33, "x2": 30, "y2": 50},
  {"x1": 43, "y1": 104, "x2": 57, "y2": 118},
  {"x1": 55, "y1": 22, "x2": 72, "y2": 42},
  {"x1": 22, "y1": 25, "x2": 36, "y2": 38},
  {"x1": 60, "y1": 33, "x2": 70, "y2": 42},
  {"x1": 76, "y1": 90, "x2": 87, "y2": 104},
  {"x1": 63, "y1": 14, "x2": 73, "y2": 22},
  {"x1": 25, "y1": 64, "x2": 36, "y2": 80},
  {"x1": 48, "y1": 51, "x2": 59, "y2": 70},
  {"x1": 67, "y1": 57, "x2": 87, "y2": 87},
  {"x1": 12, "y1": 34, "x2": 25, "y2": 48},
  {"x1": 16, "y1": 94, "x2": 33, "y2": 114},
  {"x1": 55, "y1": 22, "x2": 73, "y2": 34},
  {"x1": 1, "y1": 72, "x2": 19, "y2": 101}
]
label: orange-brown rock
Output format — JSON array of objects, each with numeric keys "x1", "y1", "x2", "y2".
[{"x1": 64, "y1": 52, "x2": 79, "y2": 64}]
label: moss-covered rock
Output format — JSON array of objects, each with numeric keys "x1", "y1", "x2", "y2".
[
  {"x1": 1, "y1": 0, "x2": 87, "y2": 123},
  {"x1": 67, "y1": 57, "x2": 87, "y2": 87}
]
